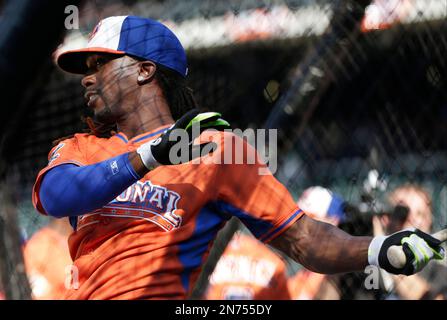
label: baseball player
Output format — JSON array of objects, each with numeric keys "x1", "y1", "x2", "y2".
[
  {"x1": 23, "y1": 218, "x2": 72, "y2": 299},
  {"x1": 205, "y1": 231, "x2": 291, "y2": 300},
  {"x1": 33, "y1": 16, "x2": 444, "y2": 300}
]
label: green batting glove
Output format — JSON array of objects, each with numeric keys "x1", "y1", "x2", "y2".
[
  {"x1": 401, "y1": 232, "x2": 445, "y2": 273},
  {"x1": 136, "y1": 109, "x2": 230, "y2": 169},
  {"x1": 368, "y1": 228, "x2": 445, "y2": 275}
]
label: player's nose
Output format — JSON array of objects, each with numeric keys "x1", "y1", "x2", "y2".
[{"x1": 81, "y1": 73, "x2": 96, "y2": 89}]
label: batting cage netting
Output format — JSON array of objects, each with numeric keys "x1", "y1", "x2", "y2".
[{"x1": 0, "y1": 0, "x2": 446, "y2": 300}]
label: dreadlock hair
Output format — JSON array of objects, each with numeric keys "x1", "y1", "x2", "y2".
[
  {"x1": 154, "y1": 63, "x2": 198, "y2": 120},
  {"x1": 53, "y1": 60, "x2": 199, "y2": 146}
]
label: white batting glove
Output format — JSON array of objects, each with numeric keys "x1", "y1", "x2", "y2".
[{"x1": 368, "y1": 228, "x2": 445, "y2": 275}]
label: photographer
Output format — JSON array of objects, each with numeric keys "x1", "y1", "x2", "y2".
[{"x1": 373, "y1": 184, "x2": 447, "y2": 300}]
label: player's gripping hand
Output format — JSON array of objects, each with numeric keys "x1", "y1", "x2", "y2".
[
  {"x1": 368, "y1": 228, "x2": 445, "y2": 275},
  {"x1": 136, "y1": 109, "x2": 230, "y2": 169}
]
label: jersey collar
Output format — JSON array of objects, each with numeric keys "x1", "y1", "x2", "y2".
[{"x1": 115, "y1": 124, "x2": 173, "y2": 144}]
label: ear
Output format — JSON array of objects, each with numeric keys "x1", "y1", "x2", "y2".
[{"x1": 137, "y1": 61, "x2": 157, "y2": 84}]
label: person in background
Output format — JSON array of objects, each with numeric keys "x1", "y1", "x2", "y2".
[
  {"x1": 372, "y1": 184, "x2": 447, "y2": 300},
  {"x1": 205, "y1": 231, "x2": 291, "y2": 300},
  {"x1": 23, "y1": 218, "x2": 72, "y2": 299},
  {"x1": 288, "y1": 186, "x2": 345, "y2": 300}
]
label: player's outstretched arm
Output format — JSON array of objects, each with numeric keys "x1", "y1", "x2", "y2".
[
  {"x1": 269, "y1": 215, "x2": 445, "y2": 275},
  {"x1": 270, "y1": 215, "x2": 371, "y2": 274}
]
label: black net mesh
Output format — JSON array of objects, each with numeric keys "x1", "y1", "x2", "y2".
[{"x1": 1, "y1": 0, "x2": 446, "y2": 300}]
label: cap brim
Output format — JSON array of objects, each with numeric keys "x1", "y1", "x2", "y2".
[{"x1": 56, "y1": 47, "x2": 125, "y2": 74}]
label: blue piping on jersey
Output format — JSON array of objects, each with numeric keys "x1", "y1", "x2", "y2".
[
  {"x1": 115, "y1": 133, "x2": 128, "y2": 143},
  {"x1": 131, "y1": 127, "x2": 169, "y2": 143},
  {"x1": 259, "y1": 209, "x2": 302, "y2": 242},
  {"x1": 115, "y1": 127, "x2": 168, "y2": 144}
]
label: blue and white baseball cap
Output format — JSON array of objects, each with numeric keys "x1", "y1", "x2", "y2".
[
  {"x1": 298, "y1": 186, "x2": 346, "y2": 223},
  {"x1": 57, "y1": 16, "x2": 188, "y2": 77}
]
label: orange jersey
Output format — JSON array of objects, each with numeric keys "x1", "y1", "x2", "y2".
[
  {"x1": 205, "y1": 233, "x2": 291, "y2": 300},
  {"x1": 288, "y1": 270, "x2": 326, "y2": 300},
  {"x1": 23, "y1": 227, "x2": 72, "y2": 299},
  {"x1": 32, "y1": 126, "x2": 303, "y2": 299}
]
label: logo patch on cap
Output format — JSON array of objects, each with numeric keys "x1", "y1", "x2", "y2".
[{"x1": 88, "y1": 20, "x2": 102, "y2": 42}]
